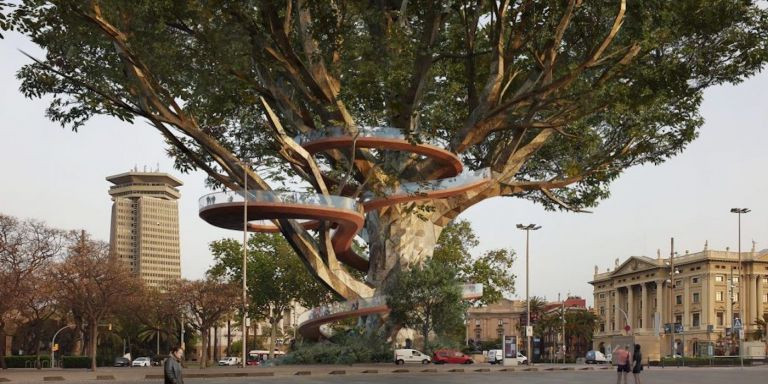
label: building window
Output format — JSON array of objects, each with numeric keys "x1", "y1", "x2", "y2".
[
  {"x1": 734, "y1": 293, "x2": 739, "y2": 302},
  {"x1": 716, "y1": 291, "x2": 724, "y2": 301},
  {"x1": 498, "y1": 319, "x2": 504, "y2": 326},
  {"x1": 675, "y1": 279, "x2": 682, "y2": 287},
  {"x1": 715, "y1": 275, "x2": 724, "y2": 282},
  {"x1": 692, "y1": 292, "x2": 700, "y2": 303},
  {"x1": 763, "y1": 277, "x2": 768, "y2": 284},
  {"x1": 732, "y1": 276, "x2": 739, "y2": 283},
  {"x1": 763, "y1": 294, "x2": 768, "y2": 303},
  {"x1": 716, "y1": 312, "x2": 724, "y2": 326},
  {"x1": 599, "y1": 293, "x2": 605, "y2": 299},
  {"x1": 675, "y1": 314, "x2": 682, "y2": 324},
  {"x1": 475, "y1": 320, "x2": 481, "y2": 326},
  {"x1": 475, "y1": 329, "x2": 481, "y2": 340},
  {"x1": 692, "y1": 277, "x2": 699, "y2": 284},
  {"x1": 692, "y1": 313, "x2": 700, "y2": 327},
  {"x1": 676, "y1": 295, "x2": 683, "y2": 305},
  {"x1": 600, "y1": 306, "x2": 605, "y2": 316},
  {"x1": 600, "y1": 323, "x2": 605, "y2": 332}
]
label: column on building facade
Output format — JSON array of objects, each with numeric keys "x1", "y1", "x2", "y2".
[
  {"x1": 627, "y1": 286, "x2": 634, "y2": 331},
  {"x1": 749, "y1": 275, "x2": 758, "y2": 330},
  {"x1": 701, "y1": 274, "x2": 709, "y2": 329},
  {"x1": 605, "y1": 290, "x2": 611, "y2": 333},
  {"x1": 758, "y1": 275, "x2": 764, "y2": 319},
  {"x1": 638, "y1": 283, "x2": 648, "y2": 329},
  {"x1": 614, "y1": 288, "x2": 621, "y2": 332},
  {"x1": 683, "y1": 277, "x2": 690, "y2": 327},
  {"x1": 656, "y1": 280, "x2": 664, "y2": 332}
]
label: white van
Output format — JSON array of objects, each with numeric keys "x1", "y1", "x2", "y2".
[
  {"x1": 487, "y1": 349, "x2": 527, "y2": 365},
  {"x1": 394, "y1": 349, "x2": 431, "y2": 365}
]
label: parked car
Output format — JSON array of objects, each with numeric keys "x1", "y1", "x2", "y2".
[
  {"x1": 132, "y1": 357, "x2": 151, "y2": 367},
  {"x1": 113, "y1": 357, "x2": 130, "y2": 367},
  {"x1": 585, "y1": 350, "x2": 609, "y2": 364},
  {"x1": 432, "y1": 349, "x2": 473, "y2": 364},
  {"x1": 217, "y1": 356, "x2": 241, "y2": 366},
  {"x1": 487, "y1": 350, "x2": 527, "y2": 365},
  {"x1": 246, "y1": 358, "x2": 260, "y2": 366},
  {"x1": 394, "y1": 349, "x2": 431, "y2": 365},
  {"x1": 151, "y1": 356, "x2": 165, "y2": 366}
]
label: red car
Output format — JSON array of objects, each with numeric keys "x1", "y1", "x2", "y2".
[{"x1": 432, "y1": 349, "x2": 474, "y2": 364}]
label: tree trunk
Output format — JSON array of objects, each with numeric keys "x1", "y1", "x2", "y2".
[
  {"x1": 367, "y1": 209, "x2": 444, "y2": 288},
  {"x1": 0, "y1": 321, "x2": 7, "y2": 370},
  {"x1": 269, "y1": 318, "x2": 278, "y2": 360},
  {"x1": 213, "y1": 325, "x2": 219, "y2": 361},
  {"x1": 422, "y1": 321, "x2": 430, "y2": 354},
  {"x1": 200, "y1": 328, "x2": 209, "y2": 369},
  {"x1": 89, "y1": 324, "x2": 98, "y2": 371},
  {"x1": 226, "y1": 320, "x2": 231, "y2": 356}
]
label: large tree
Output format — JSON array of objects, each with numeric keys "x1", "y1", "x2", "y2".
[
  {"x1": 207, "y1": 233, "x2": 331, "y2": 357},
  {"x1": 49, "y1": 231, "x2": 140, "y2": 370},
  {"x1": 4, "y1": 1, "x2": 768, "y2": 302},
  {"x1": 433, "y1": 219, "x2": 515, "y2": 305},
  {"x1": 0, "y1": 214, "x2": 65, "y2": 369},
  {"x1": 180, "y1": 277, "x2": 238, "y2": 369},
  {"x1": 385, "y1": 258, "x2": 465, "y2": 352}
]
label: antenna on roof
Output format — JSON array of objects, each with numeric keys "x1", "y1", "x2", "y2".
[{"x1": 156, "y1": 162, "x2": 160, "y2": 172}]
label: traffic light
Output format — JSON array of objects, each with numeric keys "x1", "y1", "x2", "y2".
[{"x1": 52, "y1": 344, "x2": 59, "y2": 352}]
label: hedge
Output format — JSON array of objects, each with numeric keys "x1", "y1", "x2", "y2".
[
  {"x1": 62, "y1": 356, "x2": 92, "y2": 368},
  {"x1": 2, "y1": 355, "x2": 51, "y2": 368},
  {"x1": 656, "y1": 356, "x2": 754, "y2": 367}
]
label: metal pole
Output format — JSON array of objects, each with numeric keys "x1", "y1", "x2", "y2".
[
  {"x1": 670, "y1": 238, "x2": 675, "y2": 358},
  {"x1": 737, "y1": 210, "x2": 743, "y2": 368},
  {"x1": 526, "y1": 228, "x2": 531, "y2": 366},
  {"x1": 51, "y1": 325, "x2": 73, "y2": 368},
  {"x1": 562, "y1": 297, "x2": 565, "y2": 364},
  {"x1": 242, "y1": 166, "x2": 248, "y2": 368}
]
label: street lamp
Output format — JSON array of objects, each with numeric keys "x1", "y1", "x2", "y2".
[
  {"x1": 664, "y1": 238, "x2": 680, "y2": 357},
  {"x1": 729, "y1": 207, "x2": 749, "y2": 367},
  {"x1": 241, "y1": 163, "x2": 251, "y2": 368},
  {"x1": 517, "y1": 223, "x2": 541, "y2": 365},
  {"x1": 51, "y1": 324, "x2": 74, "y2": 368}
]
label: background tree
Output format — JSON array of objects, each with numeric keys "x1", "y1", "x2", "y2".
[
  {"x1": 564, "y1": 309, "x2": 597, "y2": 359},
  {"x1": 433, "y1": 219, "x2": 515, "y2": 305},
  {"x1": 180, "y1": 278, "x2": 238, "y2": 368},
  {"x1": 207, "y1": 233, "x2": 331, "y2": 358},
  {"x1": 49, "y1": 231, "x2": 140, "y2": 370},
  {"x1": 5, "y1": 1, "x2": 768, "y2": 304},
  {"x1": 752, "y1": 314, "x2": 768, "y2": 342},
  {"x1": 0, "y1": 214, "x2": 64, "y2": 369},
  {"x1": 385, "y1": 259, "x2": 465, "y2": 352}
]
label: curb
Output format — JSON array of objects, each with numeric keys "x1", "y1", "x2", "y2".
[
  {"x1": 43, "y1": 377, "x2": 65, "y2": 382},
  {"x1": 392, "y1": 369, "x2": 410, "y2": 373},
  {"x1": 329, "y1": 370, "x2": 346, "y2": 375},
  {"x1": 448, "y1": 368, "x2": 464, "y2": 372},
  {"x1": 294, "y1": 371, "x2": 310, "y2": 376},
  {"x1": 474, "y1": 368, "x2": 490, "y2": 372},
  {"x1": 96, "y1": 375, "x2": 115, "y2": 380},
  {"x1": 361, "y1": 370, "x2": 378, "y2": 374}
]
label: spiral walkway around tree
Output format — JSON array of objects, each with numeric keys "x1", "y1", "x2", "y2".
[{"x1": 198, "y1": 126, "x2": 490, "y2": 339}]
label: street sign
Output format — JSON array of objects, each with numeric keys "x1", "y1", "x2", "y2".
[
  {"x1": 733, "y1": 317, "x2": 742, "y2": 331},
  {"x1": 624, "y1": 325, "x2": 631, "y2": 333},
  {"x1": 526, "y1": 326, "x2": 533, "y2": 337}
]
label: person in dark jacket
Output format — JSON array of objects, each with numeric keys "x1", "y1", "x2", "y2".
[
  {"x1": 164, "y1": 346, "x2": 184, "y2": 384},
  {"x1": 632, "y1": 344, "x2": 643, "y2": 384}
]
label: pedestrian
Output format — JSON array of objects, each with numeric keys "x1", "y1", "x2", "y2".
[
  {"x1": 632, "y1": 344, "x2": 643, "y2": 384},
  {"x1": 613, "y1": 344, "x2": 630, "y2": 384},
  {"x1": 164, "y1": 346, "x2": 184, "y2": 384}
]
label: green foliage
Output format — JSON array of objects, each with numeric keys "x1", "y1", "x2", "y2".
[
  {"x1": 657, "y1": 356, "x2": 752, "y2": 366},
  {"x1": 2, "y1": 355, "x2": 51, "y2": 368},
  {"x1": 207, "y1": 233, "x2": 331, "y2": 321},
  {"x1": 385, "y1": 259, "x2": 465, "y2": 352},
  {"x1": 434, "y1": 220, "x2": 515, "y2": 305},
  {"x1": 282, "y1": 332, "x2": 392, "y2": 365},
  {"x1": 61, "y1": 356, "x2": 91, "y2": 369}
]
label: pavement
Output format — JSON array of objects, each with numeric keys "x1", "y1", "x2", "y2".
[{"x1": 0, "y1": 363, "x2": 765, "y2": 383}]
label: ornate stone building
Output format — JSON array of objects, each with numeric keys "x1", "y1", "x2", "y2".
[
  {"x1": 466, "y1": 299, "x2": 526, "y2": 345},
  {"x1": 590, "y1": 246, "x2": 768, "y2": 360}
]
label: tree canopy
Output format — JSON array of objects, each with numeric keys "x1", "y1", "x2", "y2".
[{"x1": 3, "y1": 1, "x2": 768, "y2": 299}]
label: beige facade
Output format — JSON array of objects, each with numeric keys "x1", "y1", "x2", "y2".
[
  {"x1": 107, "y1": 171, "x2": 183, "y2": 288},
  {"x1": 466, "y1": 299, "x2": 526, "y2": 344},
  {"x1": 590, "y1": 247, "x2": 768, "y2": 360}
]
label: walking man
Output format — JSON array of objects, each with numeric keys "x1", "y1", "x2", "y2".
[
  {"x1": 613, "y1": 345, "x2": 631, "y2": 384},
  {"x1": 164, "y1": 346, "x2": 184, "y2": 384}
]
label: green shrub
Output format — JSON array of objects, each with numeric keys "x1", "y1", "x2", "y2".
[
  {"x1": 3, "y1": 355, "x2": 51, "y2": 368},
  {"x1": 282, "y1": 331, "x2": 393, "y2": 365},
  {"x1": 62, "y1": 356, "x2": 92, "y2": 368}
]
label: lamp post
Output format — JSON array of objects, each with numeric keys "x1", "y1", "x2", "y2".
[
  {"x1": 664, "y1": 238, "x2": 679, "y2": 357},
  {"x1": 730, "y1": 207, "x2": 749, "y2": 367},
  {"x1": 517, "y1": 223, "x2": 541, "y2": 365},
  {"x1": 51, "y1": 325, "x2": 74, "y2": 368},
  {"x1": 241, "y1": 164, "x2": 249, "y2": 368}
]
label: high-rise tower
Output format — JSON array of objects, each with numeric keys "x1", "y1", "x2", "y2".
[{"x1": 107, "y1": 170, "x2": 183, "y2": 288}]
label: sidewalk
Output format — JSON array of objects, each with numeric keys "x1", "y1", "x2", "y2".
[{"x1": 0, "y1": 362, "x2": 762, "y2": 383}]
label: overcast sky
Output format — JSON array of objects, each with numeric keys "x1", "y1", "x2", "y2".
[{"x1": 1, "y1": 32, "x2": 766, "y2": 307}]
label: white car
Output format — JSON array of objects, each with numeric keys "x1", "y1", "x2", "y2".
[
  {"x1": 394, "y1": 349, "x2": 431, "y2": 365},
  {"x1": 218, "y1": 356, "x2": 241, "y2": 366},
  {"x1": 585, "y1": 350, "x2": 609, "y2": 364},
  {"x1": 131, "y1": 357, "x2": 151, "y2": 367}
]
